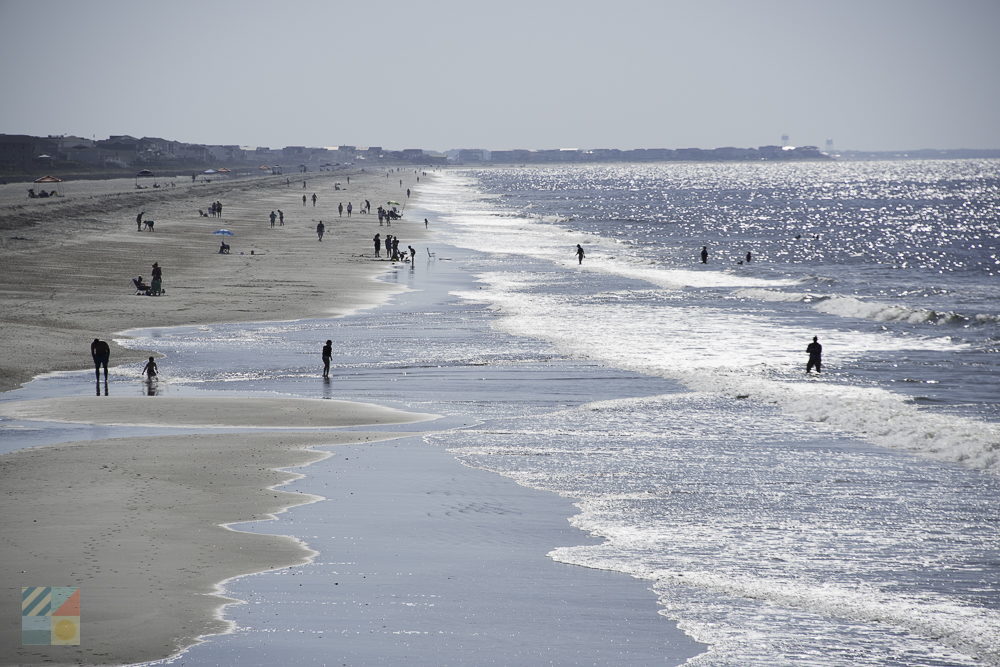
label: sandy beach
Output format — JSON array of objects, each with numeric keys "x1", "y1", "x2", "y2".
[
  {"x1": 0, "y1": 169, "x2": 424, "y2": 393},
  {"x1": 0, "y1": 170, "x2": 435, "y2": 664}
]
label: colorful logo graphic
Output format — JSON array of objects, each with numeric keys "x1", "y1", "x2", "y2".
[{"x1": 22, "y1": 586, "x2": 80, "y2": 645}]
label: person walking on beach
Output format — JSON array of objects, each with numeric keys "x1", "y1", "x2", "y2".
[
  {"x1": 269, "y1": 211, "x2": 277, "y2": 228},
  {"x1": 424, "y1": 218, "x2": 429, "y2": 229},
  {"x1": 408, "y1": 245, "x2": 416, "y2": 262},
  {"x1": 576, "y1": 244, "x2": 585, "y2": 265},
  {"x1": 312, "y1": 193, "x2": 318, "y2": 207},
  {"x1": 142, "y1": 356, "x2": 158, "y2": 379},
  {"x1": 338, "y1": 203, "x2": 344, "y2": 217},
  {"x1": 302, "y1": 194, "x2": 307, "y2": 206},
  {"x1": 406, "y1": 188, "x2": 411, "y2": 198},
  {"x1": 347, "y1": 202, "x2": 353, "y2": 217},
  {"x1": 700, "y1": 246, "x2": 709, "y2": 264},
  {"x1": 136, "y1": 211, "x2": 144, "y2": 232},
  {"x1": 365, "y1": 199, "x2": 371, "y2": 214},
  {"x1": 91, "y1": 338, "x2": 110, "y2": 384},
  {"x1": 278, "y1": 210, "x2": 284, "y2": 226},
  {"x1": 746, "y1": 251, "x2": 752, "y2": 263},
  {"x1": 316, "y1": 221, "x2": 325, "y2": 241},
  {"x1": 806, "y1": 336, "x2": 823, "y2": 374},
  {"x1": 322, "y1": 339, "x2": 333, "y2": 378},
  {"x1": 373, "y1": 233, "x2": 381, "y2": 257}
]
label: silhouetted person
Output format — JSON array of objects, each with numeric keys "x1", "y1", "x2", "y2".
[
  {"x1": 746, "y1": 251, "x2": 752, "y2": 263},
  {"x1": 576, "y1": 244, "x2": 585, "y2": 265},
  {"x1": 269, "y1": 211, "x2": 277, "y2": 228},
  {"x1": 142, "y1": 356, "x2": 158, "y2": 379},
  {"x1": 373, "y1": 233, "x2": 381, "y2": 257},
  {"x1": 316, "y1": 221, "x2": 325, "y2": 241},
  {"x1": 806, "y1": 336, "x2": 823, "y2": 374},
  {"x1": 302, "y1": 194, "x2": 307, "y2": 206},
  {"x1": 136, "y1": 211, "x2": 144, "y2": 231},
  {"x1": 700, "y1": 246, "x2": 708, "y2": 264},
  {"x1": 312, "y1": 193, "x2": 317, "y2": 207},
  {"x1": 322, "y1": 339, "x2": 332, "y2": 378},
  {"x1": 424, "y1": 218, "x2": 428, "y2": 229},
  {"x1": 91, "y1": 338, "x2": 110, "y2": 384},
  {"x1": 278, "y1": 209, "x2": 284, "y2": 225}
]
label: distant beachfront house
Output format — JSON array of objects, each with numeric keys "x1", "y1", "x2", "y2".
[
  {"x1": 96, "y1": 136, "x2": 141, "y2": 167},
  {"x1": 455, "y1": 149, "x2": 488, "y2": 164},
  {"x1": 251, "y1": 147, "x2": 273, "y2": 162},
  {"x1": 207, "y1": 145, "x2": 246, "y2": 163},
  {"x1": 400, "y1": 149, "x2": 426, "y2": 162},
  {"x1": 489, "y1": 149, "x2": 533, "y2": 163},
  {"x1": 0, "y1": 134, "x2": 58, "y2": 170}
]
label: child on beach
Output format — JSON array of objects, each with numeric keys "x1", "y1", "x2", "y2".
[{"x1": 142, "y1": 356, "x2": 158, "y2": 379}]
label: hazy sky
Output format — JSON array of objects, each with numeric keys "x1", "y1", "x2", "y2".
[{"x1": 1, "y1": 0, "x2": 997, "y2": 151}]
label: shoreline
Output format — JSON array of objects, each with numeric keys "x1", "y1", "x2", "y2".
[
  {"x1": 0, "y1": 168, "x2": 426, "y2": 392},
  {"x1": 0, "y1": 170, "x2": 436, "y2": 664},
  {"x1": 0, "y1": 169, "x2": 708, "y2": 665},
  {"x1": 0, "y1": 424, "x2": 424, "y2": 665}
]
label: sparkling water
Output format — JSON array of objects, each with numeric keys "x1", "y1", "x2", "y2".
[{"x1": 416, "y1": 161, "x2": 1000, "y2": 665}]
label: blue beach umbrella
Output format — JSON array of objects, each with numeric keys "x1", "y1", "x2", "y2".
[{"x1": 212, "y1": 229, "x2": 235, "y2": 236}]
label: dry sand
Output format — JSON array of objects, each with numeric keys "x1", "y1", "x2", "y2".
[
  {"x1": 0, "y1": 170, "x2": 433, "y2": 664},
  {"x1": 0, "y1": 169, "x2": 426, "y2": 392}
]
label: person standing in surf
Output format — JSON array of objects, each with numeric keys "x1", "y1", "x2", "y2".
[
  {"x1": 806, "y1": 336, "x2": 823, "y2": 374},
  {"x1": 322, "y1": 339, "x2": 333, "y2": 378},
  {"x1": 91, "y1": 338, "x2": 110, "y2": 385},
  {"x1": 700, "y1": 246, "x2": 709, "y2": 264},
  {"x1": 576, "y1": 244, "x2": 585, "y2": 265}
]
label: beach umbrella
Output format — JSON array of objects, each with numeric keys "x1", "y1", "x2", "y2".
[
  {"x1": 212, "y1": 229, "x2": 235, "y2": 236},
  {"x1": 217, "y1": 167, "x2": 231, "y2": 173},
  {"x1": 34, "y1": 175, "x2": 63, "y2": 183},
  {"x1": 386, "y1": 200, "x2": 400, "y2": 206}
]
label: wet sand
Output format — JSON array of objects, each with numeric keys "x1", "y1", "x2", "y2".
[{"x1": 0, "y1": 425, "x2": 422, "y2": 666}]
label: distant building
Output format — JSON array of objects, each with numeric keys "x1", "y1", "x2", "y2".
[{"x1": 456, "y1": 149, "x2": 487, "y2": 163}]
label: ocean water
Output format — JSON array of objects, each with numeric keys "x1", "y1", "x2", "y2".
[
  {"x1": 414, "y1": 161, "x2": 1000, "y2": 665},
  {"x1": 4, "y1": 160, "x2": 996, "y2": 665}
]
